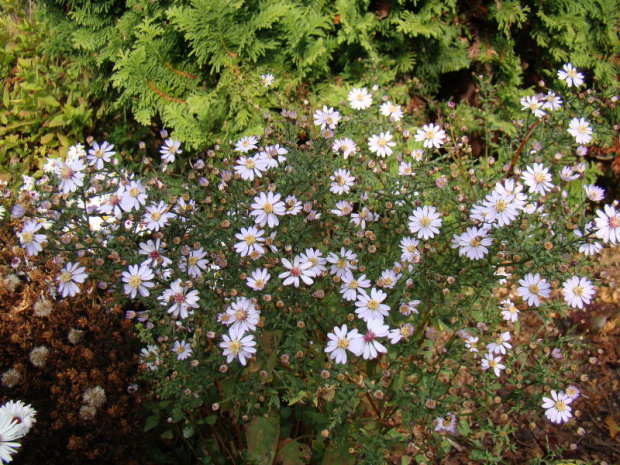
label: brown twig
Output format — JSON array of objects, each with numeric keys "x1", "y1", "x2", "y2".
[
  {"x1": 506, "y1": 119, "x2": 542, "y2": 177},
  {"x1": 147, "y1": 80, "x2": 185, "y2": 103}
]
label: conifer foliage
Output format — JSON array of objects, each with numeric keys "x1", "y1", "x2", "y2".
[{"x1": 39, "y1": 0, "x2": 618, "y2": 149}]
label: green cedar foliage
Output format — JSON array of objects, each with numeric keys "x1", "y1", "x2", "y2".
[{"x1": 38, "y1": 0, "x2": 619, "y2": 150}]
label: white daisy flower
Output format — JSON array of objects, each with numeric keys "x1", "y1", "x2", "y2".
[
  {"x1": 250, "y1": 192, "x2": 286, "y2": 228},
  {"x1": 414, "y1": 123, "x2": 446, "y2": 149},
  {"x1": 0, "y1": 400, "x2": 36, "y2": 438},
  {"x1": 500, "y1": 299, "x2": 520, "y2": 322},
  {"x1": 368, "y1": 131, "x2": 396, "y2": 158},
  {"x1": 159, "y1": 139, "x2": 182, "y2": 164},
  {"x1": 325, "y1": 324, "x2": 362, "y2": 365},
  {"x1": 387, "y1": 323, "x2": 415, "y2": 344},
  {"x1": 226, "y1": 297, "x2": 260, "y2": 333},
  {"x1": 220, "y1": 327, "x2": 257, "y2": 366},
  {"x1": 313, "y1": 106, "x2": 340, "y2": 130},
  {"x1": 517, "y1": 273, "x2": 551, "y2": 307},
  {"x1": 234, "y1": 226, "x2": 266, "y2": 258},
  {"x1": 340, "y1": 273, "x2": 371, "y2": 302},
  {"x1": 329, "y1": 169, "x2": 355, "y2": 195},
  {"x1": 332, "y1": 137, "x2": 357, "y2": 159},
  {"x1": 451, "y1": 226, "x2": 492, "y2": 260},
  {"x1": 398, "y1": 300, "x2": 420, "y2": 317},
  {"x1": 399, "y1": 236, "x2": 420, "y2": 263},
  {"x1": 348, "y1": 87, "x2": 373, "y2": 110},
  {"x1": 138, "y1": 239, "x2": 172, "y2": 267},
  {"x1": 299, "y1": 248, "x2": 327, "y2": 277},
  {"x1": 120, "y1": 180, "x2": 148, "y2": 212},
  {"x1": 565, "y1": 385, "x2": 581, "y2": 401},
  {"x1": 180, "y1": 248, "x2": 209, "y2": 278},
  {"x1": 0, "y1": 414, "x2": 22, "y2": 463},
  {"x1": 234, "y1": 136, "x2": 258, "y2": 153},
  {"x1": 57, "y1": 158, "x2": 87, "y2": 194},
  {"x1": 260, "y1": 144, "x2": 288, "y2": 167},
  {"x1": 465, "y1": 336, "x2": 479, "y2": 352},
  {"x1": 594, "y1": 204, "x2": 620, "y2": 244},
  {"x1": 122, "y1": 264, "x2": 155, "y2": 298},
  {"x1": 522, "y1": 163, "x2": 554, "y2": 194},
  {"x1": 398, "y1": 161, "x2": 415, "y2": 176},
  {"x1": 234, "y1": 154, "x2": 269, "y2": 181},
  {"x1": 140, "y1": 345, "x2": 160, "y2": 371},
  {"x1": 18, "y1": 219, "x2": 47, "y2": 256},
  {"x1": 481, "y1": 353, "x2": 506, "y2": 377},
  {"x1": 261, "y1": 73, "x2": 275, "y2": 87},
  {"x1": 326, "y1": 248, "x2": 358, "y2": 280},
  {"x1": 380, "y1": 101, "x2": 403, "y2": 121},
  {"x1": 243, "y1": 268, "x2": 269, "y2": 291},
  {"x1": 158, "y1": 279, "x2": 200, "y2": 319},
  {"x1": 542, "y1": 91, "x2": 563, "y2": 111},
  {"x1": 567, "y1": 118, "x2": 593, "y2": 145},
  {"x1": 355, "y1": 288, "x2": 390, "y2": 322},
  {"x1": 279, "y1": 256, "x2": 314, "y2": 288},
  {"x1": 349, "y1": 320, "x2": 389, "y2": 360},
  {"x1": 574, "y1": 223, "x2": 603, "y2": 256},
  {"x1": 87, "y1": 141, "x2": 115, "y2": 169},
  {"x1": 143, "y1": 201, "x2": 175, "y2": 232},
  {"x1": 408, "y1": 205, "x2": 442, "y2": 240},
  {"x1": 558, "y1": 63, "x2": 584, "y2": 87},
  {"x1": 542, "y1": 390, "x2": 573, "y2": 424},
  {"x1": 583, "y1": 185, "x2": 605, "y2": 202},
  {"x1": 172, "y1": 340, "x2": 192, "y2": 360},
  {"x1": 520, "y1": 95, "x2": 546, "y2": 118},
  {"x1": 56, "y1": 262, "x2": 88, "y2": 298},
  {"x1": 487, "y1": 331, "x2": 512, "y2": 355},
  {"x1": 562, "y1": 276, "x2": 595, "y2": 309},
  {"x1": 350, "y1": 207, "x2": 375, "y2": 230},
  {"x1": 330, "y1": 200, "x2": 353, "y2": 217}
]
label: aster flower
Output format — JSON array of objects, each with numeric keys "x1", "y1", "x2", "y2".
[
  {"x1": 313, "y1": 106, "x2": 340, "y2": 130},
  {"x1": 567, "y1": 118, "x2": 593, "y2": 145},
  {"x1": 120, "y1": 180, "x2": 148, "y2": 212},
  {"x1": 562, "y1": 276, "x2": 595, "y2": 309},
  {"x1": 0, "y1": 414, "x2": 21, "y2": 463},
  {"x1": 330, "y1": 200, "x2": 353, "y2": 217},
  {"x1": 481, "y1": 353, "x2": 506, "y2": 377},
  {"x1": 465, "y1": 336, "x2": 479, "y2": 352},
  {"x1": 387, "y1": 323, "x2": 415, "y2": 344},
  {"x1": 522, "y1": 163, "x2": 554, "y2": 194},
  {"x1": 560, "y1": 166, "x2": 580, "y2": 182},
  {"x1": 87, "y1": 141, "x2": 115, "y2": 169},
  {"x1": 329, "y1": 169, "x2": 355, "y2": 195},
  {"x1": 220, "y1": 327, "x2": 257, "y2": 366},
  {"x1": 332, "y1": 137, "x2": 357, "y2": 159},
  {"x1": 0, "y1": 401, "x2": 35, "y2": 440},
  {"x1": 160, "y1": 139, "x2": 182, "y2": 164},
  {"x1": 517, "y1": 273, "x2": 551, "y2": 307},
  {"x1": 377, "y1": 269, "x2": 400, "y2": 289},
  {"x1": 326, "y1": 248, "x2": 358, "y2": 279},
  {"x1": 558, "y1": 63, "x2": 584, "y2": 87},
  {"x1": 172, "y1": 340, "x2": 193, "y2": 360},
  {"x1": 140, "y1": 345, "x2": 160, "y2": 371},
  {"x1": 349, "y1": 320, "x2": 390, "y2": 360},
  {"x1": 355, "y1": 288, "x2": 390, "y2": 322},
  {"x1": 368, "y1": 131, "x2": 396, "y2": 157},
  {"x1": 408, "y1": 205, "x2": 442, "y2": 240},
  {"x1": 250, "y1": 192, "x2": 286, "y2": 228},
  {"x1": 226, "y1": 297, "x2": 260, "y2": 333},
  {"x1": 260, "y1": 144, "x2": 288, "y2": 167},
  {"x1": 398, "y1": 300, "x2": 420, "y2": 316},
  {"x1": 542, "y1": 91, "x2": 563, "y2": 111},
  {"x1": 380, "y1": 101, "x2": 403, "y2": 121},
  {"x1": 451, "y1": 226, "x2": 492, "y2": 260},
  {"x1": 138, "y1": 239, "x2": 172, "y2": 267},
  {"x1": 434, "y1": 413, "x2": 457, "y2": 433},
  {"x1": 234, "y1": 154, "x2": 270, "y2": 181},
  {"x1": 143, "y1": 201, "x2": 175, "y2": 231},
  {"x1": 234, "y1": 227, "x2": 266, "y2": 258},
  {"x1": 122, "y1": 264, "x2": 155, "y2": 298},
  {"x1": 299, "y1": 248, "x2": 327, "y2": 277},
  {"x1": 487, "y1": 331, "x2": 512, "y2": 355},
  {"x1": 325, "y1": 324, "x2": 362, "y2": 365},
  {"x1": 350, "y1": 207, "x2": 375, "y2": 230},
  {"x1": 500, "y1": 299, "x2": 520, "y2": 322},
  {"x1": 565, "y1": 385, "x2": 581, "y2": 401},
  {"x1": 158, "y1": 279, "x2": 200, "y2": 319},
  {"x1": 594, "y1": 204, "x2": 620, "y2": 244},
  {"x1": 542, "y1": 390, "x2": 573, "y2": 424},
  {"x1": 520, "y1": 95, "x2": 546, "y2": 118},
  {"x1": 56, "y1": 262, "x2": 88, "y2": 298},
  {"x1": 348, "y1": 87, "x2": 373, "y2": 110},
  {"x1": 574, "y1": 223, "x2": 603, "y2": 256},
  {"x1": 18, "y1": 220, "x2": 47, "y2": 256},
  {"x1": 340, "y1": 273, "x2": 371, "y2": 302},
  {"x1": 261, "y1": 73, "x2": 275, "y2": 87},
  {"x1": 234, "y1": 136, "x2": 258, "y2": 153},
  {"x1": 57, "y1": 158, "x2": 86, "y2": 194},
  {"x1": 399, "y1": 237, "x2": 420, "y2": 263},
  {"x1": 180, "y1": 248, "x2": 209, "y2": 278},
  {"x1": 279, "y1": 256, "x2": 314, "y2": 288},
  {"x1": 414, "y1": 123, "x2": 446, "y2": 149},
  {"x1": 583, "y1": 185, "x2": 605, "y2": 202},
  {"x1": 246, "y1": 268, "x2": 270, "y2": 291}
]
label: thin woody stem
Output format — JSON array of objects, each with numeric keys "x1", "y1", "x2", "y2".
[{"x1": 506, "y1": 119, "x2": 542, "y2": 177}]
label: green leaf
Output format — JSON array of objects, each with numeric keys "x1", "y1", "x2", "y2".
[
  {"x1": 46, "y1": 114, "x2": 67, "y2": 128},
  {"x1": 246, "y1": 415, "x2": 280, "y2": 465},
  {"x1": 275, "y1": 439, "x2": 311, "y2": 465},
  {"x1": 144, "y1": 414, "x2": 159, "y2": 432},
  {"x1": 321, "y1": 441, "x2": 354, "y2": 465}
]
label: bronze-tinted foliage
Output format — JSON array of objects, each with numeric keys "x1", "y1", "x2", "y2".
[{"x1": 0, "y1": 225, "x2": 147, "y2": 464}]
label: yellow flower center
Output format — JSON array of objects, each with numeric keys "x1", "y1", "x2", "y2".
[
  {"x1": 245, "y1": 235, "x2": 256, "y2": 245},
  {"x1": 188, "y1": 256, "x2": 198, "y2": 266},
  {"x1": 128, "y1": 275, "x2": 142, "y2": 289},
  {"x1": 495, "y1": 200, "x2": 507, "y2": 212},
  {"x1": 151, "y1": 212, "x2": 161, "y2": 221},
  {"x1": 529, "y1": 284, "x2": 539, "y2": 294},
  {"x1": 534, "y1": 172, "x2": 546, "y2": 183},
  {"x1": 337, "y1": 338, "x2": 350, "y2": 349},
  {"x1": 263, "y1": 203, "x2": 273, "y2": 213},
  {"x1": 228, "y1": 340, "x2": 241, "y2": 355},
  {"x1": 420, "y1": 217, "x2": 431, "y2": 227},
  {"x1": 367, "y1": 300, "x2": 379, "y2": 311},
  {"x1": 573, "y1": 285, "x2": 584, "y2": 297},
  {"x1": 59, "y1": 271, "x2": 73, "y2": 283},
  {"x1": 21, "y1": 231, "x2": 34, "y2": 244}
]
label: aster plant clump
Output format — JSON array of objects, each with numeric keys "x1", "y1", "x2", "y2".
[{"x1": 5, "y1": 65, "x2": 618, "y2": 463}]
